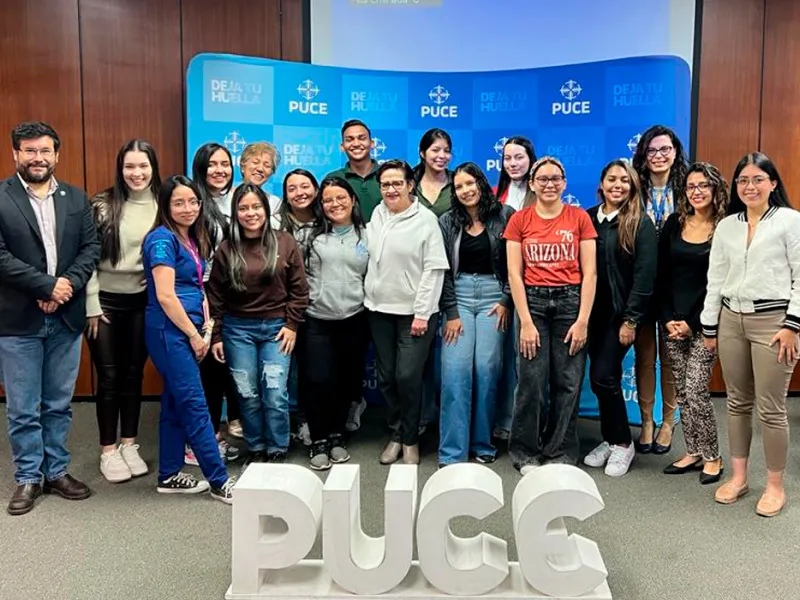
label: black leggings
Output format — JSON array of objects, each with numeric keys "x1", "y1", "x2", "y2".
[
  {"x1": 199, "y1": 352, "x2": 239, "y2": 433},
  {"x1": 296, "y1": 312, "x2": 369, "y2": 442},
  {"x1": 86, "y1": 291, "x2": 149, "y2": 447}
]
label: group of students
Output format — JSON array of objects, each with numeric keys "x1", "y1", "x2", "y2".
[{"x1": 2, "y1": 118, "x2": 798, "y2": 520}]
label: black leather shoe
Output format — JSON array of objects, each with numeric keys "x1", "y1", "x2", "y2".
[
  {"x1": 700, "y1": 467, "x2": 724, "y2": 485},
  {"x1": 663, "y1": 459, "x2": 703, "y2": 475},
  {"x1": 245, "y1": 450, "x2": 268, "y2": 465},
  {"x1": 8, "y1": 483, "x2": 42, "y2": 516},
  {"x1": 634, "y1": 440, "x2": 653, "y2": 454},
  {"x1": 43, "y1": 474, "x2": 91, "y2": 500},
  {"x1": 652, "y1": 441, "x2": 672, "y2": 455}
]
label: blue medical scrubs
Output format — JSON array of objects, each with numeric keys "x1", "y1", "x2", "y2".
[{"x1": 143, "y1": 226, "x2": 227, "y2": 487}]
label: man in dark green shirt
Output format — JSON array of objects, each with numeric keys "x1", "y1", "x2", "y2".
[{"x1": 326, "y1": 119, "x2": 382, "y2": 222}]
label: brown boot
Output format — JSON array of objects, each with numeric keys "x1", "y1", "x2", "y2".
[
  {"x1": 402, "y1": 444, "x2": 419, "y2": 465},
  {"x1": 380, "y1": 441, "x2": 402, "y2": 465}
]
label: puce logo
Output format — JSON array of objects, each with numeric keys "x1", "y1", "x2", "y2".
[
  {"x1": 485, "y1": 136, "x2": 509, "y2": 173},
  {"x1": 289, "y1": 79, "x2": 329, "y2": 115},
  {"x1": 224, "y1": 131, "x2": 247, "y2": 162},
  {"x1": 421, "y1": 84, "x2": 459, "y2": 119},
  {"x1": 564, "y1": 193, "x2": 581, "y2": 207},
  {"x1": 627, "y1": 133, "x2": 642, "y2": 155},
  {"x1": 552, "y1": 79, "x2": 591, "y2": 116},
  {"x1": 370, "y1": 137, "x2": 387, "y2": 161}
]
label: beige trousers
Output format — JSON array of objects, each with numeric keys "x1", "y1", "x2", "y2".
[
  {"x1": 634, "y1": 322, "x2": 677, "y2": 425},
  {"x1": 718, "y1": 308, "x2": 797, "y2": 472}
]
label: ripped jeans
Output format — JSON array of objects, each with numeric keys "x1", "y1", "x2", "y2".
[{"x1": 222, "y1": 316, "x2": 292, "y2": 454}]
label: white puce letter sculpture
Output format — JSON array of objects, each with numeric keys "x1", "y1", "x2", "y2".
[{"x1": 226, "y1": 463, "x2": 612, "y2": 600}]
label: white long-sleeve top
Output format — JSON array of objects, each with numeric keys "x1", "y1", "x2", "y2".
[{"x1": 700, "y1": 206, "x2": 800, "y2": 337}]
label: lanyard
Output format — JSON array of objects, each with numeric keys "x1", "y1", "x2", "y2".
[
  {"x1": 183, "y1": 237, "x2": 204, "y2": 292},
  {"x1": 650, "y1": 186, "x2": 670, "y2": 225}
]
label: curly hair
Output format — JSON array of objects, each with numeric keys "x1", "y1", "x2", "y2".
[
  {"x1": 631, "y1": 125, "x2": 689, "y2": 204},
  {"x1": 678, "y1": 162, "x2": 729, "y2": 237}
]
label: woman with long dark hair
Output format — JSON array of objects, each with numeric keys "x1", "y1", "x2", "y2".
[
  {"x1": 438, "y1": 162, "x2": 514, "y2": 466},
  {"x1": 190, "y1": 143, "x2": 242, "y2": 461},
  {"x1": 142, "y1": 175, "x2": 235, "y2": 502},
  {"x1": 493, "y1": 136, "x2": 537, "y2": 442},
  {"x1": 630, "y1": 124, "x2": 689, "y2": 454},
  {"x1": 659, "y1": 162, "x2": 728, "y2": 484},
  {"x1": 366, "y1": 160, "x2": 449, "y2": 465},
  {"x1": 295, "y1": 177, "x2": 369, "y2": 470},
  {"x1": 496, "y1": 136, "x2": 537, "y2": 211},
  {"x1": 701, "y1": 153, "x2": 800, "y2": 517},
  {"x1": 504, "y1": 157, "x2": 597, "y2": 473},
  {"x1": 583, "y1": 160, "x2": 656, "y2": 477},
  {"x1": 413, "y1": 128, "x2": 454, "y2": 217},
  {"x1": 207, "y1": 184, "x2": 309, "y2": 464},
  {"x1": 86, "y1": 139, "x2": 159, "y2": 483}
]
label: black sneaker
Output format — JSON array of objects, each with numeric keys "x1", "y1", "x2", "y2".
[
  {"x1": 245, "y1": 450, "x2": 268, "y2": 466},
  {"x1": 210, "y1": 477, "x2": 237, "y2": 505},
  {"x1": 309, "y1": 441, "x2": 331, "y2": 471},
  {"x1": 157, "y1": 472, "x2": 210, "y2": 494},
  {"x1": 475, "y1": 454, "x2": 497, "y2": 464},
  {"x1": 267, "y1": 451, "x2": 287, "y2": 464}
]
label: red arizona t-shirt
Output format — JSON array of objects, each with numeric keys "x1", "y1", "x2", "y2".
[{"x1": 504, "y1": 204, "x2": 597, "y2": 287}]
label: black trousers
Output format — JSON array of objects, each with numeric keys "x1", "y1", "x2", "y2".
[
  {"x1": 296, "y1": 312, "x2": 369, "y2": 443},
  {"x1": 199, "y1": 351, "x2": 239, "y2": 433},
  {"x1": 86, "y1": 291, "x2": 148, "y2": 447},
  {"x1": 368, "y1": 311, "x2": 436, "y2": 446},
  {"x1": 588, "y1": 314, "x2": 632, "y2": 446}
]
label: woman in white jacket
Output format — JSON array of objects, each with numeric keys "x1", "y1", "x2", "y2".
[
  {"x1": 701, "y1": 152, "x2": 800, "y2": 518},
  {"x1": 365, "y1": 159, "x2": 449, "y2": 465}
]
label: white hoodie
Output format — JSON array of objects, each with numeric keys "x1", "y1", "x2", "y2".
[{"x1": 364, "y1": 199, "x2": 449, "y2": 320}]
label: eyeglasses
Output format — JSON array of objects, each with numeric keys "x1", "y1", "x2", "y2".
[
  {"x1": 171, "y1": 199, "x2": 201, "y2": 209},
  {"x1": 20, "y1": 147, "x2": 55, "y2": 158},
  {"x1": 735, "y1": 176, "x2": 770, "y2": 187},
  {"x1": 322, "y1": 195, "x2": 351, "y2": 206},
  {"x1": 686, "y1": 182, "x2": 713, "y2": 192},
  {"x1": 646, "y1": 146, "x2": 674, "y2": 158},
  {"x1": 379, "y1": 181, "x2": 407, "y2": 191},
  {"x1": 533, "y1": 175, "x2": 564, "y2": 187}
]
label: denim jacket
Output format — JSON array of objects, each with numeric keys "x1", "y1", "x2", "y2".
[{"x1": 438, "y1": 204, "x2": 515, "y2": 320}]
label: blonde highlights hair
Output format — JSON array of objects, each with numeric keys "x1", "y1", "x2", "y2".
[{"x1": 239, "y1": 142, "x2": 281, "y2": 172}]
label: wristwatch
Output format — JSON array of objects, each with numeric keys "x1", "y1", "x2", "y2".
[{"x1": 623, "y1": 319, "x2": 637, "y2": 330}]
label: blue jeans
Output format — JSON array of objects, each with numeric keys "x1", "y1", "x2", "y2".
[
  {"x1": 0, "y1": 317, "x2": 81, "y2": 484},
  {"x1": 222, "y1": 316, "x2": 292, "y2": 453},
  {"x1": 439, "y1": 274, "x2": 505, "y2": 464},
  {"x1": 145, "y1": 322, "x2": 228, "y2": 487}
]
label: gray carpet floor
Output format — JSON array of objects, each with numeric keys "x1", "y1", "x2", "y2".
[{"x1": 0, "y1": 399, "x2": 799, "y2": 600}]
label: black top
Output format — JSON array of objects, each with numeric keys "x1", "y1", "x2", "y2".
[
  {"x1": 657, "y1": 212, "x2": 711, "y2": 335},
  {"x1": 459, "y1": 229, "x2": 493, "y2": 275},
  {"x1": 593, "y1": 217, "x2": 613, "y2": 312},
  {"x1": 587, "y1": 205, "x2": 658, "y2": 324}
]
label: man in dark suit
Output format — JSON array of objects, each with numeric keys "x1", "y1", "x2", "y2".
[{"x1": 0, "y1": 121, "x2": 100, "y2": 515}]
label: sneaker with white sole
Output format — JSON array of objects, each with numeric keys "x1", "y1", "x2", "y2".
[
  {"x1": 520, "y1": 463, "x2": 540, "y2": 475},
  {"x1": 119, "y1": 443, "x2": 148, "y2": 477},
  {"x1": 100, "y1": 449, "x2": 132, "y2": 483},
  {"x1": 329, "y1": 435, "x2": 350, "y2": 464},
  {"x1": 604, "y1": 444, "x2": 635, "y2": 477},
  {"x1": 218, "y1": 439, "x2": 240, "y2": 463},
  {"x1": 210, "y1": 477, "x2": 237, "y2": 504},
  {"x1": 227, "y1": 419, "x2": 244, "y2": 439},
  {"x1": 157, "y1": 472, "x2": 210, "y2": 494},
  {"x1": 583, "y1": 442, "x2": 612, "y2": 468},
  {"x1": 184, "y1": 445, "x2": 199, "y2": 466},
  {"x1": 345, "y1": 399, "x2": 367, "y2": 432},
  {"x1": 309, "y1": 441, "x2": 331, "y2": 471}
]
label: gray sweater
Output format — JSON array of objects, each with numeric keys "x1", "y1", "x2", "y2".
[{"x1": 304, "y1": 226, "x2": 369, "y2": 320}]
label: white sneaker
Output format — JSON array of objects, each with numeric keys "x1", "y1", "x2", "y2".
[
  {"x1": 120, "y1": 443, "x2": 148, "y2": 477},
  {"x1": 296, "y1": 422, "x2": 312, "y2": 447},
  {"x1": 227, "y1": 419, "x2": 244, "y2": 439},
  {"x1": 100, "y1": 449, "x2": 132, "y2": 483},
  {"x1": 604, "y1": 444, "x2": 635, "y2": 477},
  {"x1": 345, "y1": 399, "x2": 367, "y2": 432},
  {"x1": 583, "y1": 442, "x2": 612, "y2": 468}
]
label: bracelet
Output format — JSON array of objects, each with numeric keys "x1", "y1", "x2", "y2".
[{"x1": 188, "y1": 330, "x2": 200, "y2": 340}]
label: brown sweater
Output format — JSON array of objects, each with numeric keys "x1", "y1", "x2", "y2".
[{"x1": 207, "y1": 231, "x2": 309, "y2": 344}]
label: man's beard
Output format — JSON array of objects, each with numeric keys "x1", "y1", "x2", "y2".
[{"x1": 18, "y1": 162, "x2": 55, "y2": 184}]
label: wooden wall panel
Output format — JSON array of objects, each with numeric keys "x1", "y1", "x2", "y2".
[
  {"x1": 760, "y1": 0, "x2": 800, "y2": 205},
  {"x1": 0, "y1": 0, "x2": 84, "y2": 186},
  {"x1": 79, "y1": 0, "x2": 184, "y2": 197},
  {"x1": 181, "y1": 0, "x2": 282, "y2": 75},
  {"x1": 694, "y1": 0, "x2": 765, "y2": 181},
  {"x1": 280, "y1": 0, "x2": 307, "y2": 61}
]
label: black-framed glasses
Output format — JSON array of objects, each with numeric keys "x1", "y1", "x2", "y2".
[
  {"x1": 686, "y1": 182, "x2": 713, "y2": 193},
  {"x1": 379, "y1": 181, "x2": 407, "y2": 191},
  {"x1": 533, "y1": 175, "x2": 564, "y2": 187},
  {"x1": 646, "y1": 145, "x2": 674, "y2": 158}
]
